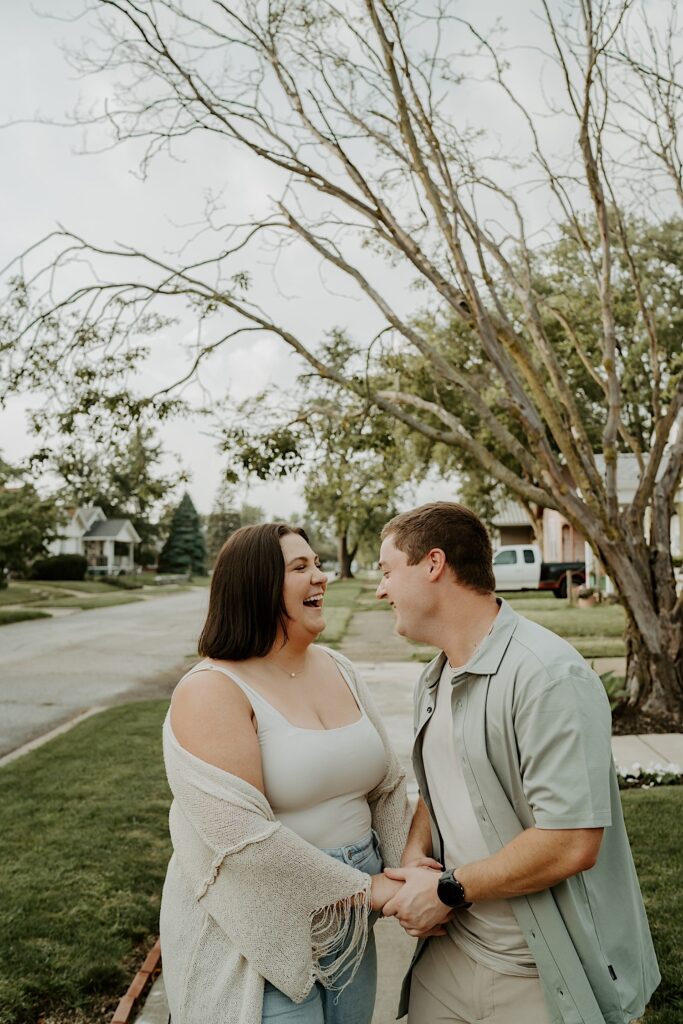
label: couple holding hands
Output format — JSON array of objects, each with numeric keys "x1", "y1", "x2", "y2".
[{"x1": 159, "y1": 503, "x2": 659, "y2": 1024}]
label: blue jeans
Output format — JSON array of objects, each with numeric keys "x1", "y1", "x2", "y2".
[{"x1": 261, "y1": 830, "x2": 382, "y2": 1023}]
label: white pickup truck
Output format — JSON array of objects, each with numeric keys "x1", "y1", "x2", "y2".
[{"x1": 492, "y1": 544, "x2": 585, "y2": 599}]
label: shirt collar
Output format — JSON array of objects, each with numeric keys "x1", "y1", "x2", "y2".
[{"x1": 424, "y1": 598, "x2": 520, "y2": 689}]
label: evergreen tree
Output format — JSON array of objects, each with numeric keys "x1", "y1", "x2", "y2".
[{"x1": 158, "y1": 492, "x2": 206, "y2": 575}]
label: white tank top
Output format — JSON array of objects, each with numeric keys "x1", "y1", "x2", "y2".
[{"x1": 186, "y1": 655, "x2": 386, "y2": 849}]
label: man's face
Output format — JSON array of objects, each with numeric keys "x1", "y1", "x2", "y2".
[{"x1": 376, "y1": 534, "x2": 433, "y2": 642}]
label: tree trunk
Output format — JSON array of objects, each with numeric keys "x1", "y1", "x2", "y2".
[
  {"x1": 615, "y1": 612, "x2": 683, "y2": 732},
  {"x1": 583, "y1": 524, "x2": 683, "y2": 732},
  {"x1": 337, "y1": 532, "x2": 354, "y2": 579}
]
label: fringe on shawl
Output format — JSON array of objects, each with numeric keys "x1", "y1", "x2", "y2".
[{"x1": 308, "y1": 878, "x2": 373, "y2": 994}]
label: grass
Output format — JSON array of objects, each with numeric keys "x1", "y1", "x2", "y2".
[
  {"x1": 622, "y1": 787, "x2": 683, "y2": 1023},
  {"x1": 0, "y1": 608, "x2": 52, "y2": 626},
  {"x1": 319, "y1": 579, "x2": 365, "y2": 646},
  {"x1": 0, "y1": 584, "x2": 53, "y2": 606},
  {"x1": 0, "y1": 701, "x2": 171, "y2": 1024},
  {"x1": 32, "y1": 593, "x2": 143, "y2": 611},
  {"x1": 30, "y1": 580, "x2": 116, "y2": 594},
  {"x1": 505, "y1": 592, "x2": 626, "y2": 656},
  {"x1": 0, "y1": 710, "x2": 678, "y2": 1024},
  {"x1": 571, "y1": 637, "x2": 627, "y2": 658}
]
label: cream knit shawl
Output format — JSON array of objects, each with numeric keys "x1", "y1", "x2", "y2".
[{"x1": 160, "y1": 654, "x2": 411, "y2": 1024}]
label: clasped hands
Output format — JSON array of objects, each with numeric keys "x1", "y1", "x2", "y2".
[{"x1": 375, "y1": 856, "x2": 452, "y2": 939}]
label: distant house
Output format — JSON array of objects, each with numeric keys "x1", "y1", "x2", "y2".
[
  {"x1": 490, "y1": 501, "x2": 535, "y2": 546},
  {"x1": 48, "y1": 506, "x2": 141, "y2": 575},
  {"x1": 491, "y1": 453, "x2": 683, "y2": 589}
]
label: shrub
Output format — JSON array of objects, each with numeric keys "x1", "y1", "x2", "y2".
[{"x1": 31, "y1": 554, "x2": 88, "y2": 581}]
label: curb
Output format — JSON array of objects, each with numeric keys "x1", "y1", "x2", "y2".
[
  {"x1": 0, "y1": 706, "x2": 108, "y2": 768},
  {"x1": 111, "y1": 940, "x2": 162, "y2": 1024}
]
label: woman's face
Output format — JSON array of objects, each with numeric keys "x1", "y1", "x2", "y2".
[{"x1": 279, "y1": 532, "x2": 328, "y2": 641}]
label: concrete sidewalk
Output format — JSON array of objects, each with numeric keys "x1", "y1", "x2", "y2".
[{"x1": 133, "y1": 659, "x2": 682, "y2": 1024}]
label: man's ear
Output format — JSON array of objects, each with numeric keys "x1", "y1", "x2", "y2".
[{"x1": 427, "y1": 548, "x2": 448, "y2": 580}]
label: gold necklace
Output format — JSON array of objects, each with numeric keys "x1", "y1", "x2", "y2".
[{"x1": 267, "y1": 655, "x2": 307, "y2": 679}]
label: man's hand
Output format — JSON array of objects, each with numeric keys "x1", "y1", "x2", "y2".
[{"x1": 382, "y1": 865, "x2": 452, "y2": 937}]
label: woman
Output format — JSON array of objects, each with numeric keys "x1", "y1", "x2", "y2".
[{"x1": 160, "y1": 523, "x2": 413, "y2": 1024}]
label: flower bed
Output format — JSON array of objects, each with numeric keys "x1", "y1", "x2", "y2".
[{"x1": 617, "y1": 762, "x2": 683, "y2": 790}]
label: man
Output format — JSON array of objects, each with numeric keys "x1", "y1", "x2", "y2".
[{"x1": 376, "y1": 502, "x2": 659, "y2": 1024}]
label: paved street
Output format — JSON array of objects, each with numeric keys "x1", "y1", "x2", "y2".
[{"x1": 0, "y1": 588, "x2": 208, "y2": 758}]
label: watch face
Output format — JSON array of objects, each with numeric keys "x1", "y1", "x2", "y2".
[{"x1": 437, "y1": 870, "x2": 470, "y2": 908}]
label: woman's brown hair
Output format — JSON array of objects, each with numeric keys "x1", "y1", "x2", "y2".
[{"x1": 198, "y1": 523, "x2": 308, "y2": 660}]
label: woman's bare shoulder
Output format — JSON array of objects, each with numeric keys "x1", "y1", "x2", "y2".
[
  {"x1": 172, "y1": 663, "x2": 253, "y2": 714},
  {"x1": 170, "y1": 663, "x2": 263, "y2": 787}
]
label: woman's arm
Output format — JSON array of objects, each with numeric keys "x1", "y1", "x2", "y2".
[
  {"x1": 171, "y1": 670, "x2": 265, "y2": 793},
  {"x1": 401, "y1": 797, "x2": 441, "y2": 868}
]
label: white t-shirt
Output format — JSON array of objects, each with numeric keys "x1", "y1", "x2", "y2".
[{"x1": 422, "y1": 661, "x2": 538, "y2": 977}]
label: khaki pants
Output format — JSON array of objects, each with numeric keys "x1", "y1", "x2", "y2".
[{"x1": 408, "y1": 936, "x2": 550, "y2": 1024}]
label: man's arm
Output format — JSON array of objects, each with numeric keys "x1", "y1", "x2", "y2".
[{"x1": 383, "y1": 826, "x2": 603, "y2": 935}]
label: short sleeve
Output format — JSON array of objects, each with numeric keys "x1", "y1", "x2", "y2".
[{"x1": 514, "y1": 667, "x2": 613, "y2": 829}]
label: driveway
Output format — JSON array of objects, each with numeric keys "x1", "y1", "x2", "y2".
[{"x1": 0, "y1": 589, "x2": 208, "y2": 758}]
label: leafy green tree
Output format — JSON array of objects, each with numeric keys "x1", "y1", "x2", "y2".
[
  {"x1": 205, "y1": 483, "x2": 242, "y2": 566},
  {"x1": 0, "y1": 460, "x2": 60, "y2": 584},
  {"x1": 223, "y1": 341, "x2": 418, "y2": 577},
  {"x1": 158, "y1": 492, "x2": 207, "y2": 576}
]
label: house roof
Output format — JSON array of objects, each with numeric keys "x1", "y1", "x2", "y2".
[
  {"x1": 491, "y1": 501, "x2": 532, "y2": 527},
  {"x1": 594, "y1": 452, "x2": 683, "y2": 501},
  {"x1": 76, "y1": 505, "x2": 107, "y2": 528},
  {"x1": 83, "y1": 519, "x2": 142, "y2": 542}
]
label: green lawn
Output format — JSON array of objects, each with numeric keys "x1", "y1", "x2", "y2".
[
  {"x1": 0, "y1": 608, "x2": 52, "y2": 626},
  {"x1": 0, "y1": 706, "x2": 678, "y2": 1024},
  {"x1": 0, "y1": 577, "x2": 209, "y2": 622},
  {"x1": 30, "y1": 580, "x2": 116, "y2": 594},
  {"x1": 0, "y1": 702, "x2": 171, "y2": 1024},
  {"x1": 319, "y1": 580, "x2": 365, "y2": 646},
  {"x1": 0, "y1": 584, "x2": 53, "y2": 606},
  {"x1": 32, "y1": 593, "x2": 143, "y2": 611},
  {"x1": 622, "y1": 788, "x2": 683, "y2": 1023}
]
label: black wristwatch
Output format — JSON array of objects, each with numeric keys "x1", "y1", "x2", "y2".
[{"x1": 437, "y1": 869, "x2": 472, "y2": 909}]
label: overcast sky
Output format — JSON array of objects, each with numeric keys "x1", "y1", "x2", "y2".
[{"x1": 0, "y1": 0, "x2": 659, "y2": 518}]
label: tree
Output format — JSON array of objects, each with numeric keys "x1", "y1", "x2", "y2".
[
  {"x1": 158, "y1": 492, "x2": 207, "y2": 576},
  {"x1": 0, "y1": 460, "x2": 59, "y2": 584},
  {"x1": 205, "y1": 482, "x2": 242, "y2": 566},
  {"x1": 222, "y1": 341, "x2": 417, "y2": 577},
  {"x1": 2, "y1": 2, "x2": 682, "y2": 727}
]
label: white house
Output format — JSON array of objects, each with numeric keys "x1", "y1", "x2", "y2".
[
  {"x1": 49, "y1": 506, "x2": 142, "y2": 575},
  {"x1": 491, "y1": 453, "x2": 683, "y2": 590},
  {"x1": 583, "y1": 454, "x2": 683, "y2": 591}
]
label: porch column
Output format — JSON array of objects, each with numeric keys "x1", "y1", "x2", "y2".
[
  {"x1": 105, "y1": 539, "x2": 115, "y2": 572},
  {"x1": 129, "y1": 541, "x2": 135, "y2": 571}
]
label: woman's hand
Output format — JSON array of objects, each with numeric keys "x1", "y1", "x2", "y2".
[
  {"x1": 401, "y1": 854, "x2": 443, "y2": 870},
  {"x1": 370, "y1": 872, "x2": 403, "y2": 912}
]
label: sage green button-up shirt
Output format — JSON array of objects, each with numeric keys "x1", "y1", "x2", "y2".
[{"x1": 399, "y1": 599, "x2": 660, "y2": 1024}]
